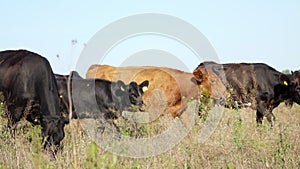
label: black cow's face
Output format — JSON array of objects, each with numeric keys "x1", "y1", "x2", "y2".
[
  {"x1": 290, "y1": 71, "x2": 300, "y2": 104},
  {"x1": 115, "y1": 80, "x2": 149, "y2": 111},
  {"x1": 42, "y1": 115, "x2": 67, "y2": 148},
  {"x1": 128, "y1": 80, "x2": 149, "y2": 108}
]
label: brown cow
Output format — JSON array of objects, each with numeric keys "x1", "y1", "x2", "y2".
[
  {"x1": 193, "y1": 61, "x2": 299, "y2": 126},
  {"x1": 86, "y1": 65, "x2": 227, "y2": 124}
]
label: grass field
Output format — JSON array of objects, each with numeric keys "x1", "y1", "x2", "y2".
[{"x1": 0, "y1": 102, "x2": 299, "y2": 169}]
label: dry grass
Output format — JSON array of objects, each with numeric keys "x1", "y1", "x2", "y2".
[{"x1": 0, "y1": 102, "x2": 299, "y2": 169}]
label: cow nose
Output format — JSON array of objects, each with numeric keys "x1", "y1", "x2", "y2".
[
  {"x1": 137, "y1": 100, "x2": 147, "y2": 111},
  {"x1": 139, "y1": 104, "x2": 146, "y2": 111}
]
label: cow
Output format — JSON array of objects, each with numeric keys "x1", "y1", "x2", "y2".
[
  {"x1": 86, "y1": 64, "x2": 228, "y2": 124},
  {"x1": 193, "y1": 61, "x2": 300, "y2": 126},
  {"x1": 55, "y1": 71, "x2": 149, "y2": 120},
  {"x1": 289, "y1": 70, "x2": 300, "y2": 105},
  {"x1": 55, "y1": 73, "x2": 76, "y2": 119},
  {"x1": 0, "y1": 49, "x2": 67, "y2": 149}
]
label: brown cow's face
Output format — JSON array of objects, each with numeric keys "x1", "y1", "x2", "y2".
[{"x1": 193, "y1": 68, "x2": 228, "y2": 102}]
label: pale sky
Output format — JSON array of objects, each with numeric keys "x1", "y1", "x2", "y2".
[{"x1": 1, "y1": 1, "x2": 299, "y2": 75}]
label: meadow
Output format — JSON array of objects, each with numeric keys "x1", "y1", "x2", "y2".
[{"x1": 0, "y1": 100, "x2": 299, "y2": 169}]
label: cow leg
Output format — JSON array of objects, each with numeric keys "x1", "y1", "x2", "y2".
[
  {"x1": 256, "y1": 100, "x2": 266, "y2": 125},
  {"x1": 256, "y1": 101, "x2": 275, "y2": 126},
  {"x1": 265, "y1": 111, "x2": 275, "y2": 127},
  {"x1": 256, "y1": 110, "x2": 264, "y2": 125}
]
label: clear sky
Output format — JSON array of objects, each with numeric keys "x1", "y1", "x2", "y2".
[{"x1": 1, "y1": 1, "x2": 299, "y2": 75}]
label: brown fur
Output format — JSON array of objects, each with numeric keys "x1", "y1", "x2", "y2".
[{"x1": 86, "y1": 65, "x2": 227, "y2": 122}]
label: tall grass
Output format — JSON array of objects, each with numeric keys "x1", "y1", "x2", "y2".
[{"x1": 0, "y1": 101, "x2": 299, "y2": 168}]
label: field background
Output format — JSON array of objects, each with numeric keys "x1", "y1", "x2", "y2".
[{"x1": 0, "y1": 102, "x2": 299, "y2": 169}]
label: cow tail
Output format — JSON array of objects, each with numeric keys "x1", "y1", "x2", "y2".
[{"x1": 68, "y1": 71, "x2": 73, "y2": 122}]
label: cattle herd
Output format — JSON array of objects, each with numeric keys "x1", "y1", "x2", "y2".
[{"x1": 0, "y1": 49, "x2": 300, "y2": 154}]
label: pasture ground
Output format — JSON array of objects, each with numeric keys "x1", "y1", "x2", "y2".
[{"x1": 0, "y1": 102, "x2": 299, "y2": 169}]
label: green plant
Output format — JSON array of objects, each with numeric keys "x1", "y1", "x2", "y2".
[
  {"x1": 84, "y1": 142, "x2": 100, "y2": 169},
  {"x1": 281, "y1": 69, "x2": 291, "y2": 75},
  {"x1": 227, "y1": 162, "x2": 234, "y2": 169},
  {"x1": 0, "y1": 102, "x2": 6, "y2": 133},
  {"x1": 273, "y1": 128, "x2": 292, "y2": 167},
  {"x1": 125, "y1": 159, "x2": 140, "y2": 169},
  {"x1": 84, "y1": 142, "x2": 119, "y2": 169},
  {"x1": 100, "y1": 154, "x2": 118, "y2": 169},
  {"x1": 232, "y1": 106, "x2": 243, "y2": 150},
  {"x1": 130, "y1": 104, "x2": 140, "y2": 112},
  {"x1": 297, "y1": 156, "x2": 300, "y2": 168},
  {"x1": 117, "y1": 116, "x2": 148, "y2": 138},
  {"x1": 0, "y1": 100, "x2": 299, "y2": 168},
  {"x1": 0, "y1": 102, "x2": 15, "y2": 156},
  {"x1": 198, "y1": 91, "x2": 214, "y2": 121}
]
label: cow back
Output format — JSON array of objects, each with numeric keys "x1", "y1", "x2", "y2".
[{"x1": 195, "y1": 62, "x2": 289, "y2": 108}]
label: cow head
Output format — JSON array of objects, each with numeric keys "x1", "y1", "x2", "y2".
[
  {"x1": 289, "y1": 71, "x2": 300, "y2": 104},
  {"x1": 193, "y1": 68, "x2": 228, "y2": 103},
  {"x1": 128, "y1": 80, "x2": 149, "y2": 108},
  {"x1": 115, "y1": 80, "x2": 149, "y2": 111},
  {"x1": 42, "y1": 115, "x2": 67, "y2": 148}
]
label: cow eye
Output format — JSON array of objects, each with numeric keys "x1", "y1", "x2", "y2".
[{"x1": 210, "y1": 78, "x2": 216, "y2": 84}]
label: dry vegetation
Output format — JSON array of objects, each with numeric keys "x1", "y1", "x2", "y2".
[{"x1": 0, "y1": 100, "x2": 299, "y2": 169}]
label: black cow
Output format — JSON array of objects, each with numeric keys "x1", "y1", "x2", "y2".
[
  {"x1": 55, "y1": 73, "x2": 76, "y2": 119},
  {"x1": 0, "y1": 49, "x2": 67, "y2": 148},
  {"x1": 193, "y1": 61, "x2": 300, "y2": 126},
  {"x1": 289, "y1": 70, "x2": 300, "y2": 104},
  {"x1": 55, "y1": 71, "x2": 149, "y2": 120}
]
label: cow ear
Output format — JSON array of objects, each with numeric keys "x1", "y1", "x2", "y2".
[
  {"x1": 117, "y1": 80, "x2": 126, "y2": 91},
  {"x1": 115, "y1": 80, "x2": 127, "y2": 96},
  {"x1": 139, "y1": 80, "x2": 149, "y2": 92},
  {"x1": 193, "y1": 69, "x2": 206, "y2": 82},
  {"x1": 279, "y1": 74, "x2": 290, "y2": 86},
  {"x1": 71, "y1": 71, "x2": 82, "y2": 79}
]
